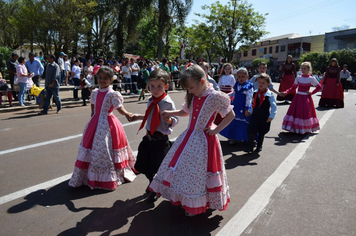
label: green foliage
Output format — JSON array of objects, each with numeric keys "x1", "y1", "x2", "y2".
[
  {"x1": 252, "y1": 58, "x2": 272, "y2": 68},
  {"x1": 300, "y1": 49, "x2": 356, "y2": 74},
  {"x1": 0, "y1": 0, "x2": 21, "y2": 48},
  {"x1": 195, "y1": 0, "x2": 267, "y2": 62},
  {"x1": 0, "y1": 47, "x2": 13, "y2": 74}
]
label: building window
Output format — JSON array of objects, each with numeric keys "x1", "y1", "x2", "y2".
[
  {"x1": 269, "y1": 47, "x2": 272, "y2": 53},
  {"x1": 252, "y1": 49, "x2": 256, "y2": 56},
  {"x1": 264, "y1": 48, "x2": 267, "y2": 54},
  {"x1": 302, "y1": 43, "x2": 311, "y2": 52},
  {"x1": 275, "y1": 46, "x2": 279, "y2": 53},
  {"x1": 281, "y1": 45, "x2": 286, "y2": 52},
  {"x1": 243, "y1": 51, "x2": 248, "y2": 57}
]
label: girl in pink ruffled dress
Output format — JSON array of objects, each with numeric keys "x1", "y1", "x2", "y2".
[
  {"x1": 280, "y1": 62, "x2": 321, "y2": 134},
  {"x1": 149, "y1": 65, "x2": 235, "y2": 216},
  {"x1": 69, "y1": 66, "x2": 136, "y2": 190}
]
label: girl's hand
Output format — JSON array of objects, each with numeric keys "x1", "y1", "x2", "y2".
[
  {"x1": 161, "y1": 110, "x2": 172, "y2": 118},
  {"x1": 204, "y1": 126, "x2": 218, "y2": 136},
  {"x1": 125, "y1": 113, "x2": 134, "y2": 122},
  {"x1": 279, "y1": 92, "x2": 286, "y2": 97},
  {"x1": 267, "y1": 118, "x2": 273, "y2": 123}
]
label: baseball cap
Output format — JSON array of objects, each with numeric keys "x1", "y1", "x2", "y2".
[{"x1": 60, "y1": 52, "x2": 65, "y2": 56}]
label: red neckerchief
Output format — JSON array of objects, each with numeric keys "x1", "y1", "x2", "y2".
[
  {"x1": 253, "y1": 89, "x2": 267, "y2": 109},
  {"x1": 138, "y1": 92, "x2": 167, "y2": 135}
]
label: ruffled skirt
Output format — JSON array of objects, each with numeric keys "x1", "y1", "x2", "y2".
[{"x1": 282, "y1": 94, "x2": 320, "y2": 134}]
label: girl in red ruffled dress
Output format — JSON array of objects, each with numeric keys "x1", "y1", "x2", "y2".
[
  {"x1": 149, "y1": 65, "x2": 235, "y2": 216},
  {"x1": 318, "y1": 58, "x2": 344, "y2": 108},
  {"x1": 280, "y1": 62, "x2": 321, "y2": 134},
  {"x1": 277, "y1": 55, "x2": 297, "y2": 102},
  {"x1": 69, "y1": 66, "x2": 136, "y2": 190}
]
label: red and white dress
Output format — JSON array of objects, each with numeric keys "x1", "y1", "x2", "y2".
[
  {"x1": 318, "y1": 65, "x2": 344, "y2": 108},
  {"x1": 215, "y1": 74, "x2": 235, "y2": 124},
  {"x1": 69, "y1": 87, "x2": 136, "y2": 190},
  {"x1": 149, "y1": 86, "x2": 232, "y2": 215},
  {"x1": 277, "y1": 63, "x2": 296, "y2": 101},
  {"x1": 282, "y1": 75, "x2": 321, "y2": 134}
]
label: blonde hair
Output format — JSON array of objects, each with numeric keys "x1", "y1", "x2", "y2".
[
  {"x1": 180, "y1": 64, "x2": 206, "y2": 108},
  {"x1": 301, "y1": 61, "x2": 312, "y2": 74},
  {"x1": 236, "y1": 67, "x2": 248, "y2": 76}
]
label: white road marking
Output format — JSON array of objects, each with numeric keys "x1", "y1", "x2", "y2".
[
  {"x1": 0, "y1": 120, "x2": 142, "y2": 156},
  {"x1": 216, "y1": 109, "x2": 334, "y2": 236},
  {"x1": 0, "y1": 135, "x2": 177, "y2": 206}
]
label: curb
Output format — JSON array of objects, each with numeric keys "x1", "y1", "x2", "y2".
[{"x1": 0, "y1": 90, "x2": 185, "y2": 113}]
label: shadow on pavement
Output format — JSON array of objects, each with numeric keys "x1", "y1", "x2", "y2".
[
  {"x1": 115, "y1": 201, "x2": 223, "y2": 236},
  {"x1": 270, "y1": 131, "x2": 317, "y2": 146},
  {"x1": 7, "y1": 180, "x2": 110, "y2": 214},
  {"x1": 220, "y1": 140, "x2": 260, "y2": 169},
  {"x1": 58, "y1": 195, "x2": 154, "y2": 236}
]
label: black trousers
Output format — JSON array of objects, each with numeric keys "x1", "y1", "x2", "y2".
[{"x1": 134, "y1": 131, "x2": 171, "y2": 182}]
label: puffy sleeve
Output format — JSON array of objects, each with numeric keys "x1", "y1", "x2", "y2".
[
  {"x1": 182, "y1": 101, "x2": 190, "y2": 113},
  {"x1": 111, "y1": 91, "x2": 124, "y2": 109},
  {"x1": 90, "y1": 89, "x2": 98, "y2": 104},
  {"x1": 215, "y1": 91, "x2": 233, "y2": 118}
]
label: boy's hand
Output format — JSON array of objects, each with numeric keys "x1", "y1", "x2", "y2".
[
  {"x1": 279, "y1": 92, "x2": 286, "y2": 97},
  {"x1": 267, "y1": 118, "x2": 273, "y2": 123},
  {"x1": 244, "y1": 110, "x2": 250, "y2": 117},
  {"x1": 163, "y1": 116, "x2": 172, "y2": 125},
  {"x1": 125, "y1": 113, "x2": 134, "y2": 122}
]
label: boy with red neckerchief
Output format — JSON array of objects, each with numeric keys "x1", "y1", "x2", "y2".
[
  {"x1": 131, "y1": 69, "x2": 179, "y2": 202},
  {"x1": 245, "y1": 73, "x2": 277, "y2": 153}
]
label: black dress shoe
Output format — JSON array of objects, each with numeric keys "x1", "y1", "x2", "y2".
[
  {"x1": 255, "y1": 146, "x2": 262, "y2": 152},
  {"x1": 146, "y1": 192, "x2": 159, "y2": 203},
  {"x1": 244, "y1": 146, "x2": 253, "y2": 153}
]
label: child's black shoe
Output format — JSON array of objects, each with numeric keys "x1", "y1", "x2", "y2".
[{"x1": 256, "y1": 146, "x2": 262, "y2": 152}]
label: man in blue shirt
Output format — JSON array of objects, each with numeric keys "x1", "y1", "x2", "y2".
[{"x1": 25, "y1": 52, "x2": 44, "y2": 87}]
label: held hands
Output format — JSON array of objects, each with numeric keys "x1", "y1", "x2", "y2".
[
  {"x1": 125, "y1": 113, "x2": 134, "y2": 122},
  {"x1": 161, "y1": 110, "x2": 173, "y2": 125},
  {"x1": 279, "y1": 92, "x2": 287, "y2": 97}
]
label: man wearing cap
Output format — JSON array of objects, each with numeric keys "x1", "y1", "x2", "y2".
[
  {"x1": 38, "y1": 54, "x2": 62, "y2": 115},
  {"x1": 6, "y1": 52, "x2": 19, "y2": 100},
  {"x1": 58, "y1": 52, "x2": 65, "y2": 85},
  {"x1": 25, "y1": 52, "x2": 44, "y2": 87}
]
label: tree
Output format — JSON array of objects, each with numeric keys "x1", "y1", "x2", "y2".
[
  {"x1": 196, "y1": 0, "x2": 267, "y2": 62},
  {"x1": 331, "y1": 25, "x2": 350, "y2": 32},
  {"x1": 300, "y1": 49, "x2": 356, "y2": 75},
  {"x1": 155, "y1": 0, "x2": 192, "y2": 60},
  {"x1": 0, "y1": 0, "x2": 21, "y2": 48},
  {"x1": 252, "y1": 58, "x2": 272, "y2": 69}
]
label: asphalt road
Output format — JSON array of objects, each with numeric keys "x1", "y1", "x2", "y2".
[{"x1": 0, "y1": 87, "x2": 355, "y2": 236}]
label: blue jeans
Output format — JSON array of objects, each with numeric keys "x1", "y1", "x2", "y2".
[
  {"x1": 60, "y1": 70, "x2": 66, "y2": 84},
  {"x1": 18, "y1": 82, "x2": 27, "y2": 105},
  {"x1": 72, "y1": 77, "x2": 80, "y2": 99},
  {"x1": 43, "y1": 86, "x2": 61, "y2": 112},
  {"x1": 124, "y1": 77, "x2": 132, "y2": 93}
]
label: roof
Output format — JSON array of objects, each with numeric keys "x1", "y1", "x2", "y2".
[{"x1": 261, "y1": 33, "x2": 302, "y2": 42}]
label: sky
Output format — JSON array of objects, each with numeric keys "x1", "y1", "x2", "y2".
[{"x1": 186, "y1": 0, "x2": 356, "y2": 39}]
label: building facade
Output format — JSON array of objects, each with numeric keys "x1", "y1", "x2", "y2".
[{"x1": 324, "y1": 28, "x2": 356, "y2": 52}]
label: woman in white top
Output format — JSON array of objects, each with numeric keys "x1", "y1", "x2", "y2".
[
  {"x1": 64, "y1": 55, "x2": 71, "y2": 85},
  {"x1": 121, "y1": 61, "x2": 132, "y2": 95},
  {"x1": 71, "y1": 59, "x2": 82, "y2": 100}
]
